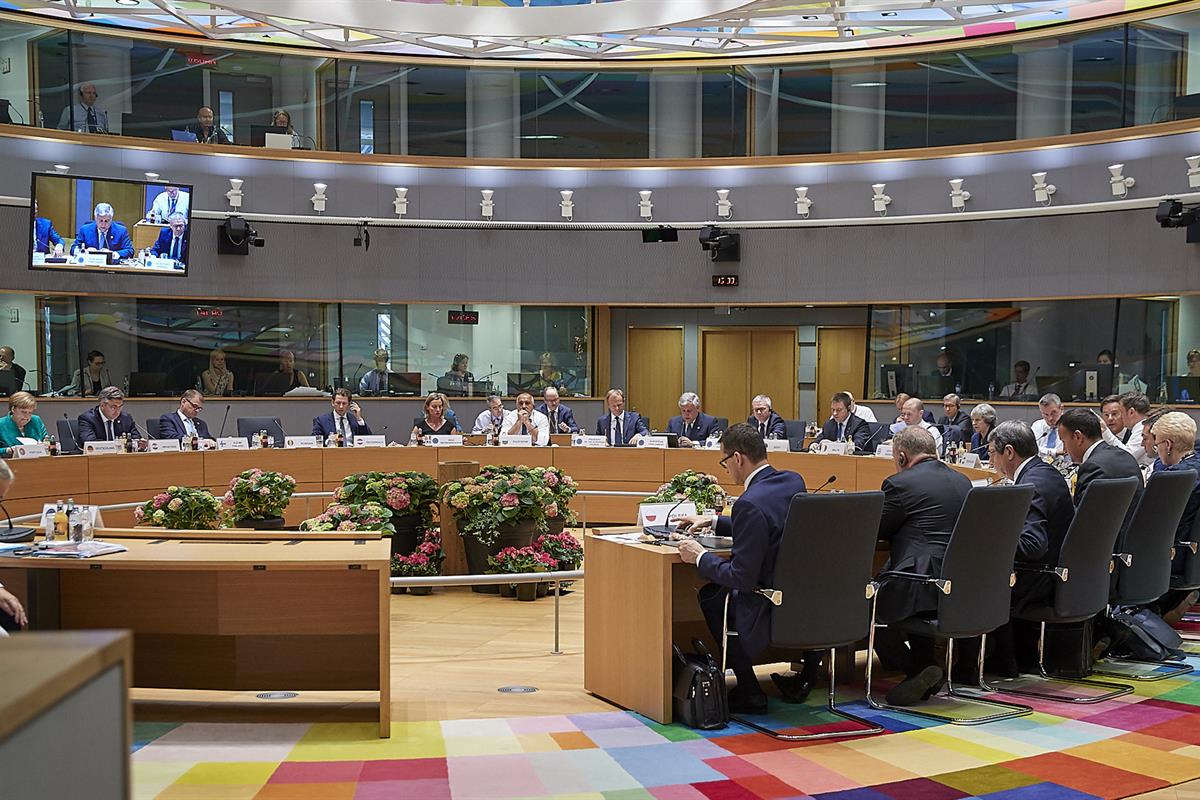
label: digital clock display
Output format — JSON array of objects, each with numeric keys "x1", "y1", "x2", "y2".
[{"x1": 712, "y1": 274, "x2": 739, "y2": 287}]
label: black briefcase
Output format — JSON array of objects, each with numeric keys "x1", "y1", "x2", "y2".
[
  {"x1": 1043, "y1": 619, "x2": 1095, "y2": 679},
  {"x1": 671, "y1": 638, "x2": 729, "y2": 730}
]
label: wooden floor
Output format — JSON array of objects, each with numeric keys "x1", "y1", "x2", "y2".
[
  {"x1": 133, "y1": 577, "x2": 615, "y2": 724},
  {"x1": 1133, "y1": 781, "x2": 1200, "y2": 799}
]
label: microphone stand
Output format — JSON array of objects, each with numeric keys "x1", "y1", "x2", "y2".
[
  {"x1": 0, "y1": 501, "x2": 35, "y2": 540},
  {"x1": 218, "y1": 404, "x2": 231, "y2": 438}
]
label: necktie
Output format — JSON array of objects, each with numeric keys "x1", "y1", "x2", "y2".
[
  {"x1": 170, "y1": 237, "x2": 179, "y2": 261},
  {"x1": 86, "y1": 106, "x2": 97, "y2": 132},
  {"x1": 168, "y1": 196, "x2": 177, "y2": 216},
  {"x1": 837, "y1": 421, "x2": 844, "y2": 441},
  {"x1": 759, "y1": 422, "x2": 766, "y2": 437},
  {"x1": 684, "y1": 421, "x2": 691, "y2": 439},
  {"x1": 339, "y1": 417, "x2": 348, "y2": 440},
  {"x1": 100, "y1": 229, "x2": 107, "y2": 250},
  {"x1": 106, "y1": 419, "x2": 114, "y2": 441},
  {"x1": 521, "y1": 424, "x2": 528, "y2": 436},
  {"x1": 1122, "y1": 429, "x2": 1132, "y2": 444},
  {"x1": 1047, "y1": 427, "x2": 1057, "y2": 448},
  {"x1": 550, "y1": 411, "x2": 557, "y2": 430},
  {"x1": 613, "y1": 416, "x2": 622, "y2": 446}
]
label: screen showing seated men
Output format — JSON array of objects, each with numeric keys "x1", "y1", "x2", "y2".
[{"x1": 30, "y1": 173, "x2": 194, "y2": 276}]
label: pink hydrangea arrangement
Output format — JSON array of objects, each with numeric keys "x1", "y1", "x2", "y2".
[
  {"x1": 391, "y1": 528, "x2": 445, "y2": 577},
  {"x1": 134, "y1": 485, "x2": 222, "y2": 529},
  {"x1": 221, "y1": 468, "x2": 296, "y2": 524},
  {"x1": 299, "y1": 501, "x2": 395, "y2": 534}
]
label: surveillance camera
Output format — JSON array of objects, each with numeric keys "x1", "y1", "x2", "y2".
[{"x1": 698, "y1": 225, "x2": 740, "y2": 262}]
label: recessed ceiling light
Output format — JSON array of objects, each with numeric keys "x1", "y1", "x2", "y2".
[
  {"x1": 115, "y1": 0, "x2": 139, "y2": 5},
  {"x1": 851, "y1": 82, "x2": 887, "y2": 88}
]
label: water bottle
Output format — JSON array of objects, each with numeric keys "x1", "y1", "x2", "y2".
[
  {"x1": 987, "y1": 382, "x2": 995, "y2": 400},
  {"x1": 955, "y1": 383, "x2": 962, "y2": 395}
]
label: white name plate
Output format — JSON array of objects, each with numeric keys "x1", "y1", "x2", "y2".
[
  {"x1": 875, "y1": 444, "x2": 894, "y2": 458},
  {"x1": 31, "y1": 252, "x2": 44, "y2": 266},
  {"x1": 143, "y1": 256, "x2": 178, "y2": 271},
  {"x1": 637, "y1": 436, "x2": 669, "y2": 449},
  {"x1": 427, "y1": 434, "x2": 464, "y2": 447},
  {"x1": 638, "y1": 501, "x2": 698, "y2": 528},
  {"x1": 81, "y1": 252, "x2": 109, "y2": 267},
  {"x1": 10, "y1": 443, "x2": 47, "y2": 458},
  {"x1": 500, "y1": 434, "x2": 532, "y2": 447},
  {"x1": 147, "y1": 438, "x2": 182, "y2": 452},
  {"x1": 83, "y1": 440, "x2": 121, "y2": 455},
  {"x1": 217, "y1": 436, "x2": 249, "y2": 450},
  {"x1": 284, "y1": 436, "x2": 320, "y2": 449},
  {"x1": 765, "y1": 438, "x2": 791, "y2": 452},
  {"x1": 572, "y1": 435, "x2": 609, "y2": 448},
  {"x1": 958, "y1": 453, "x2": 982, "y2": 468},
  {"x1": 353, "y1": 435, "x2": 387, "y2": 448}
]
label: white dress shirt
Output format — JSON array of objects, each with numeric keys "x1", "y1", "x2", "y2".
[
  {"x1": 331, "y1": 413, "x2": 354, "y2": 443},
  {"x1": 918, "y1": 420, "x2": 943, "y2": 451},
  {"x1": 150, "y1": 190, "x2": 191, "y2": 221},
  {"x1": 851, "y1": 404, "x2": 877, "y2": 423},
  {"x1": 176, "y1": 410, "x2": 197, "y2": 438},
  {"x1": 999, "y1": 378, "x2": 1039, "y2": 399},
  {"x1": 1030, "y1": 418, "x2": 1064, "y2": 455},
  {"x1": 1120, "y1": 419, "x2": 1152, "y2": 467},
  {"x1": 502, "y1": 409, "x2": 549, "y2": 446},
  {"x1": 473, "y1": 409, "x2": 506, "y2": 434}
]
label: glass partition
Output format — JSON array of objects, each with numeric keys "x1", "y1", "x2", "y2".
[{"x1": 4, "y1": 7, "x2": 1200, "y2": 158}]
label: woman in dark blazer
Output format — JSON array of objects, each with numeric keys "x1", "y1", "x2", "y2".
[{"x1": 968, "y1": 403, "x2": 998, "y2": 460}]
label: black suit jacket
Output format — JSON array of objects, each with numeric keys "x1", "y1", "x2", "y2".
[
  {"x1": 877, "y1": 457, "x2": 972, "y2": 623},
  {"x1": 595, "y1": 411, "x2": 648, "y2": 444},
  {"x1": 535, "y1": 402, "x2": 579, "y2": 434},
  {"x1": 312, "y1": 412, "x2": 373, "y2": 439},
  {"x1": 1010, "y1": 458, "x2": 1076, "y2": 613},
  {"x1": 77, "y1": 406, "x2": 142, "y2": 442},
  {"x1": 697, "y1": 466, "x2": 808, "y2": 657},
  {"x1": 816, "y1": 414, "x2": 871, "y2": 451},
  {"x1": 1075, "y1": 442, "x2": 1144, "y2": 550},
  {"x1": 666, "y1": 413, "x2": 720, "y2": 442},
  {"x1": 746, "y1": 412, "x2": 787, "y2": 439},
  {"x1": 938, "y1": 411, "x2": 971, "y2": 443},
  {"x1": 157, "y1": 411, "x2": 212, "y2": 440}
]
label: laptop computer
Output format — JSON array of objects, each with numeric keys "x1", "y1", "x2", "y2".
[{"x1": 170, "y1": 129, "x2": 199, "y2": 142}]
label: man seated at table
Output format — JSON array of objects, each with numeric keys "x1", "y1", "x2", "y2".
[
  {"x1": 938, "y1": 393, "x2": 971, "y2": 445},
  {"x1": 358, "y1": 349, "x2": 391, "y2": 395},
  {"x1": 149, "y1": 185, "x2": 190, "y2": 222},
  {"x1": 185, "y1": 106, "x2": 231, "y2": 145},
  {"x1": 813, "y1": 391, "x2": 871, "y2": 452},
  {"x1": 1118, "y1": 392, "x2": 1154, "y2": 467},
  {"x1": 149, "y1": 213, "x2": 188, "y2": 266},
  {"x1": 71, "y1": 203, "x2": 134, "y2": 260},
  {"x1": 846, "y1": 391, "x2": 877, "y2": 423},
  {"x1": 77, "y1": 386, "x2": 141, "y2": 442},
  {"x1": 596, "y1": 388, "x2": 648, "y2": 446},
  {"x1": 1100, "y1": 394, "x2": 1125, "y2": 439},
  {"x1": 32, "y1": 200, "x2": 63, "y2": 255},
  {"x1": 312, "y1": 388, "x2": 372, "y2": 444},
  {"x1": 676, "y1": 423, "x2": 810, "y2": 712},
  {"x1": 503, "y1": 392, "x2": 550, "y2": 446},
  {"x1": 57, "y1": 82, "x2": 108, "y2": 133},
  {"x1": 1058, "y1": 408, "x2": 1143, "y2": 551},
  {"x1": 0, "y1": 460, "x2": 29, "y2": 634},
  {"x1": 1030, "y1": 393, "x2": 1065, "y2": 455},
  {"x1": 473, "y1": 395, "x2": 506, "y2": 434},
  {"x1": 536, "y1": 387, "x2": 579, "y2": 434},
  {"x1": 893, "y1": 392, "x2": 936, "y2": 424},
  {"x1": 873, "y1": 426, "x2": 971, "y2": 705},
  {"x1": 999, "y1": 360, "x2": 1038, "y2": 400},
  {"x1": 892, "y1": 397, "x2": 942, "y2": 453},
  {"x1": 746, "y1": 394, "x2": 786, "y2": 439},
  {"x1": 157, "y1": 389, "x2": 215, "y2": 443},
  {"x1": 666, "y1": 392, "x2": 720, "y2": 447}
]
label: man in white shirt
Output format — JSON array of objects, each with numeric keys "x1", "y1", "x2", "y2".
[
  {"x1": 473, "y1": 395, "x2": 507, "y2": 434},
  {"x1": 845, "y1": 391, "x2": 877, "y2": 423},
  {"x1": 895, "y1": 397, "x2": 942, "y2": 452},
  {"x1": 503, "y1": 392, "x2": 549, "y2": 446},
  {"x1": 1118, "y1": 392, "x2": 1153, "y2": 467},
  {"x1": 1030, "y1": 393, "x2": 1065, "y2": 455},
  {"x1": 1100, "y1": 395, "x2": 1125, "y2": 438},
  {"x1": 999, "y1": 360, "x2": 1038, "y2": 400},
  {"x1": 149, "y1": 186, "x2": 190, "y2": 222},
  {"x1": 57, "y1": 82, "x2": 109, "y2": 133}
]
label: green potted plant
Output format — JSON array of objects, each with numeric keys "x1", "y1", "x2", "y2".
[
  {"x1": 334, "y1": 471, "x2": 439, "y2": 557},
  {"x1": 390, "y1": 528, "x2": 444, "y2": 596},
  {"x1": 134, "y1": 485, "x2": 222, "y2": 530},
  {"x1": 220, "y1": 468, "x2": 297, "y2": 529},
  {"x1": 529, "y1": 466, "x2": 578, "y2": 535},
  {"x1": 534, "y1": 530, "x2": 584, "y2": 571},
  {"x1": 644, "y1": 469, "x2": 728, "y2": 512},
  {"x1": 442, "y1": 465, "x2": 554, "y2": 591},
  {"x1": 487, "y1": 545, "x2": 557, "y2": 601},
  {"x1": 299, "y1": 501, "x2": 396, "y2": 535}
]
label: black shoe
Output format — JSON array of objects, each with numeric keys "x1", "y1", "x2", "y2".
[
  {"x1": 727, "y1": 687, "x2": 768, "y2": 714},
  {"x1": 885, "y1": 666, "x2": 944, "y2": 707},
  {"x1": 771, "y1": 672, "x2": 814, "y2": 704}
]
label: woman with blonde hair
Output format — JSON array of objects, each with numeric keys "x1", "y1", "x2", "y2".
[
  {"x1": 411, "y1": 391, "x2": 456, "y2": 441},
  {"x1": 201, "y1": 348, "x2": 234, "y2": 396},
  {"x1": 1149, "y1": 411, "x2": 1200, "y2": 622},
  {"x1": 0, "y1": 391, "x2": 48, "y2": 457}
]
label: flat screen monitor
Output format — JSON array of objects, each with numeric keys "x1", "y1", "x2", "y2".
[
  {"x1": 878, "y1": 365, "x2": 916, "y2": 398},
  {"x1": 250, "y1": 124, "x2": 289, "y2": 147},
  {"x1": 30, "y1": 172, "x2": 192, "y2": 277},
  {"x1": 1168, "y1": 376, "x2": 1200, "y2": 403},
  {"x1": 387, "y1": 372, "x2": 422, "y2": 396}
]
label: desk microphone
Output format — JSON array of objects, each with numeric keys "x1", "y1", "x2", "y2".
[
  {"x1": 861, "y1": 423, "x2": 887, "y2": 453},
  {"x1": 218, "y1": 403, "x2": 231, "y2": 437},
  {"x1": 812, "y1": 475, "x2": 837, "y2": 493},
  {"x1": 0, "y1": 501, "x2": 35, "y2": 542}
]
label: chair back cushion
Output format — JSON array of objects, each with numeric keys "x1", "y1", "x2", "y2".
[
  {"x1": 1055, "y1": 476, "x2": 1140, "y2": 619},
  {"x1": 56, "y1": 417, "x2": 81, "y2": 452},
  {"x1": 1115, "y1": 470, "x2": 1196, "y2": 606},
  {"x1": 937, "y1": 484, "x2": 1034, "y2": 637},
  {"x1": 235, "y1": 417, "x2": 286, "y2": 446},
  {"x1": 771, "y1": 491, "x2": 884, "y2": 650},
  {"x1": 145, "y1": 418, "x2": 162, "y2": 440}
]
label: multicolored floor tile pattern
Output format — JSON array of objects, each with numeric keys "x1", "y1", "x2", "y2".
[{"x1": 134, "y1": 660, "x2": 1200, "y2": 800}]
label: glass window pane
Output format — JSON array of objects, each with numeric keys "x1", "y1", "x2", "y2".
[
  {"x1": 407, "y1": 65, "x2": 467, "y2": 157},
  {"x1": 777, "y1": 65, "x2": 832, "y2": 155},
  {"x1": 520, "y1": 70, "x2": 648, "y2": 158},
  {"x1": 700, "y1": 68, "x2": 747, "y2": 157}
]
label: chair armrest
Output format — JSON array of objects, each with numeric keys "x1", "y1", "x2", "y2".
[
  {"x1": 1113, "y1": 552, "x2": 1132, "y2": 567},
  {"x1": 755, "y1": 588, "x2": 783, "y2": 606},
  {"x1": 1014, "y1": 563, "x2": 1069, "y2": 581},
  {"x1": 1180, "y1": 541, "x2": 1200, "y2": 555},
  {"x1": 875, "y1": 570, "x2": 952, "y2": 595}
]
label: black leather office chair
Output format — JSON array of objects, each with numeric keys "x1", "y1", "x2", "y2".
[
  {"x1": 1093, "y1": 470, "x2": 1195, "y2": 680},
  {"x1": 866, "y1": 485, "x2": 1035, "y2": 725},
  {"x1": 721, "y1": 491, "x2": 886, "y2": 741},
  {"x1": 988, "y1": 476, "x2": 1140, "y2": 704},
  {"x1": 1172, "y1": 512, "x2": 1200, "y2": 653},
  {"x1": 56, "y1": 417, "x2": 81, "y2": 452},
  {"x1": 712, "y1": 417, "x2": 729, "y2": 435},
  {"x1": 236, "y1": 417, "x2": 286, "y2": 446},
  {"x1": 145, "y1": 418, "x2": 162, "y2": 439},
  {"x1": 783, "y1": 419, "x2": 807, "y2": 452}
]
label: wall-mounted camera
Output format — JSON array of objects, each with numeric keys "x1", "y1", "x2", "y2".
[
  {"x1": 698, "y1": 225, "x2": 740, "y2": 262},
  {"x1": 217, "y1": 216, "x2": 264, "y2": 255}
]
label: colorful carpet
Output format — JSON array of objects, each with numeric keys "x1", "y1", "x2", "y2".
[{"x1": 133, "y1": 662, "x2": 1200, "y2": 800}]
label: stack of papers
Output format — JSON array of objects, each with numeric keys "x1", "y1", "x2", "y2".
[{"x1": 31, "y1": 541, "x2": 128, "y2": 559}]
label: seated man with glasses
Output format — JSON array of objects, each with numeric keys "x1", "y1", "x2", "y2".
[
  {"x1": 157, "y1": 389, "x2": 215, "y2": 443},
  {"x1": 675, "y1": 423, "x2": 809, "y2": 712},
  {"x1": 77, "y1": 386, "x2": 141, "y2": 443}
]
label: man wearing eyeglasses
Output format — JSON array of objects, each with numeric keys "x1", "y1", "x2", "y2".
[
  {"x1": 157, "y1": 389, "x2": 214, "y2": 443},
  {"x1": 675, "y1": 423, "x2": 809, "y2": 713}
]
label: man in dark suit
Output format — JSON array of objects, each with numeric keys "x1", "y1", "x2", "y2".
[
  {"x1": 72, "y1": 203, "x2": 134, "y2": 260},
  {"x1": 32, "y1": 200, "x2": 63, "y2": 255},
  {"x1": 874, "y1": 425, "x2": 972, "y2": 705},
  {"x1": 666, "y1": 391, "x2": 720, "y2": 447},
  {"x1": 157, "y1": 389, "x2": 214, "y2": 442},
  {"x1": 1059, "y1": 408, "x2": 1143, "y2": 550},
  {"x1": 149, "y1": 214, "x2": 189, "y2": 266},
  {"x1": 747, "y1": 394, "x2": 787, "y2": 439},
  {"x1": 536, "y1": 387, "x2": 578, "y2": 434},
  {"x1": 77, "y1": 386, "x2": 142, "y2": 442},
  {"x1": 0, "y1": 347, "x2": 27, "y2": 391},
  {"x1": 595, "y1": 388, "x2": 648, "y2": 445},
  {"x1": 938, "y1": 393, "x2": 972, "y2": 445},
  {"x1": 676, "y1": 423, "x2": 809, "y2": 712},
  {"x1": 813, "y1": 391, "x2": 871, "y2": 452},
  {"x1": 312, "y1": 388, "x2": 372, "y2": 443},
  {"x1": 185, "y1": 106, "x2": 232, "y2": 145}
]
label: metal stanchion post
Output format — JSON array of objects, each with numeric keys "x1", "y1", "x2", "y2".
[{"x1": 552, "y1": 580, "x2": 562, "y2": 655}]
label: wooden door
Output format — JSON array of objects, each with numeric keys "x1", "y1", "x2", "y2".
[
  {"x1": 817, "y1": 327, "x2": 867, "y2": 414},
  {"x1": 699, "y1": 328, "x2": 797, "y2": 424},
  {"x1": 626, "y1": 327, "x2": 683, "y2": 432}
]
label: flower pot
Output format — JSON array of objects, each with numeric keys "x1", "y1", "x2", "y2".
[
  {"x1": 390, "y1": 586, "x2": 408, "y2": 595},
  {"x1": 544, "y1": 516, "x2": 566, "y2": 536},
  {"x1": 557, "y1": 559, "x2": 579, "y2": 573},
  {"x1": 516, "y1": 583, "x2": 538, "y2": 601},
  {"x1": 239, "y1": 516, "x2": 285, "y2": 530},
  {"x1": 391, "y1": 513, "x2": 424, "y2": 558},
  {"x1": 409, "y1": 586, "x2": 433, "y2": 596},
  {"x1": 463, "y1": 518, "x2": 538, "y2": 594},
  {"x1": 500, "y1": 583, "x2": 517, "y2": 598},
  {"x1": 536, "y1": 581, "x2": 548, "y2": 598}
]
